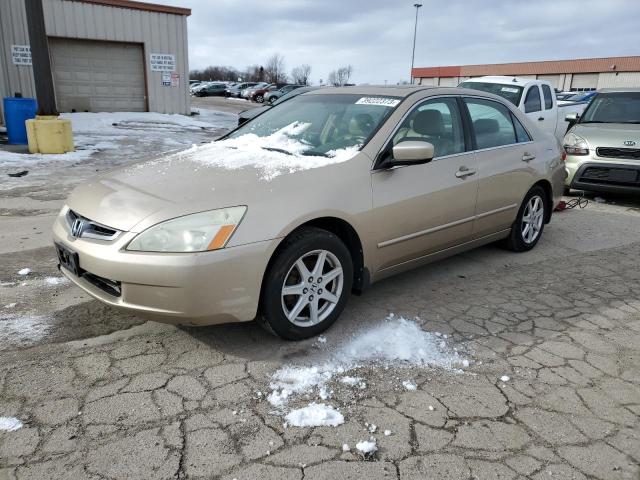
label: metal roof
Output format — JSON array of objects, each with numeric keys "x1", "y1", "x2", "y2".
[
  {"x1": 413, "y1": 56, "x2": 640, "y2": 78},
  {"x1": 73, "y1": 0, "x2": 191, "y2": 16}
]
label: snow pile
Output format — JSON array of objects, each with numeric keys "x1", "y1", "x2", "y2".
[
  {"x1": 0, "y1": 417, "x2": 23, "y2": 432},
  {"x1": 44, "y1": 276, "x2": 69, "y2": 286},
  {"x1": 267, "y1": 316, "x2": 468, "y2": 426},
  {"x1": 61, "y1": 111, "x2": 215, "y2": 134},
  {"x1": 500, "y1": 375, "x2": 510, "y2": 382},
  {"x1": 17, "y1": 268, "x2": 31, "y2": 276},
  {"x1": 285, "y1": 403, "x2": 344, "y2": 427},
  {"x1": 184, "y1": 122, "x2": 360, "y2": 180}
]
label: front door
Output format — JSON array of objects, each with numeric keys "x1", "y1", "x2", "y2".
[{"x1": 371, "y1": 97, "x2": 479, "y2": 272}]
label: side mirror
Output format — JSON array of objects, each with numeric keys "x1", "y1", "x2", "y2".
[
  {"x1": 565, "y1": 112, "x2": 579, "y2": 123},
  {"x1": 387, "y1": 141, "x2": 434, "y2": 167}
]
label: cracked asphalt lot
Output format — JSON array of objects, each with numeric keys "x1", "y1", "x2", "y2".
[{"x1": 1, "y1": 105, "x2": 639, "y2": 479}]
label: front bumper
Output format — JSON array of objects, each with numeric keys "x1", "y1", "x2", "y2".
[
  {"x1": 52, "y1": 214, "x2": 278, "y2": 326},
  {"x1": 566, "y1": 158, "x2": 640, "y2": 194}
]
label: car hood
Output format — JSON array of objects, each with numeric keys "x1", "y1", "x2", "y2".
[
  {"x1": 571, "y1": 122, "x2": 640, "y2": 147},
  {"x1": 66, "y1": 141, "x2": 361, "y2": 233}
]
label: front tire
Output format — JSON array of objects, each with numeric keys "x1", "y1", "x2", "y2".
[
  {"x1": 504, "y1": 185, "x2": 547, "y2": 252},
  {"x1": 255, "y1": 94, "x2": 264, "y2": 103},
  {"x1": 260, "y1": 227, "x2": 353, "y2": 340}
]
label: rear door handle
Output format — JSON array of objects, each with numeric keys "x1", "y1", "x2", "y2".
[
  {"x1": 522, "y1": 153, "x2": 536, "y2": 162},
  {"x1": 455, "y1": 166, "x2": 477, "y2": 178}
]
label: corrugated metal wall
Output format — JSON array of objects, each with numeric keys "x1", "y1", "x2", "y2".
[
  {"x1": 0, "y1": 0, "x2": 38, "y2": 124},
  {"x1": 0, "y1": 0, "x2": 189, "y2": 124},
  {"x1": 597, "y1": 72, "x2": 640, "y2": 88}
]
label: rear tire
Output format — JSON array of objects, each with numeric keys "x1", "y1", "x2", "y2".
[
  {"x1": 504, "y1": 185, "x2": 547, "y2": 252},
  {"x1": 259, "y1": 227, "x2": 353, "y2": 340}
]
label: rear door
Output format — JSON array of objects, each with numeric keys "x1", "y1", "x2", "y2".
[
  {"x1": 522, "y1": 84, "x2": 545, "y2": 130},
  {"x1": 462, "y1": 97, "x2": 537, "y2": 238},
  {"x1": 539, "y1": 84, "x2": 557, "y2": 135},
  {"x1": 371, "y1": 96, "x2": 478, "y2": 271}
]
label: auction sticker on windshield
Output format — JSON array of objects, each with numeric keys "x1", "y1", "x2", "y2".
[
  {"x1": 501, "y1": 87, "x2": 520, "y2": 93},
  {"x1": 355, "y1": 97, "x2": 401, "y2": 107}
]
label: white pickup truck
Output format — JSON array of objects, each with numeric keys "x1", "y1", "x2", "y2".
[{"x1": 459, "y1": 76, "x2": 587, "y2": 142}]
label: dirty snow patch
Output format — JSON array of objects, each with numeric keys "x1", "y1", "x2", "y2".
[
  {"x1": 402, "y1": 380, "x2": 418, "y2": 391},
  {"x1": 17, "y1": 268, "x2": 31, "y2": 276},
  {"x1": 285, "y1": 403, "x2": 344, "y2": 427},
  {"x1": 0, "y1": 417, "x2": 23, "y2": 432},
  {"x1": 3, "y1": 303, "x2": 17, "y2": 309},
  {"x1": 356, "y1": 439, "x2": 377, "y2": 455},
  {"x1": 44, "y1": 276, "x2": 69, "y2": 286},
  {"x1": 500, "y1": 375, "x2": 510, "y2": 382}
]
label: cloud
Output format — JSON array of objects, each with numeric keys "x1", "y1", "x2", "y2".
[{"x1": 156, "y1": 0, "x2": 640, "y2": 84}]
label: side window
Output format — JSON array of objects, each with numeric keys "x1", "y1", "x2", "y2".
[
  {"x1": 541, "y1": 84, "x2": 553, "y2": 110},
  {"x1": 524, "y1": 86, "x2": 542, "y2": 113},
  {"x1": 464, "y1": 98, "x2": 517, "y2": 149},
  {"x1": 511, "y1": 113, "x2": 532, "y2": 143},
  {"x1": 392, "y1": 98, "x2": 465, "y2": 158}
]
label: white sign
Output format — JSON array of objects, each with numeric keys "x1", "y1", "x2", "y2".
[
  {"x1": 355, "y1": 97, "x2": 401, "y2": 107},
  {"x1": 162, "y1": 72, "x2": 171, "y2": 86},
  {"x1": 170, "y1": 72, "x2": 180, "y2": 87},
  {"x1": 11, "y1": 45, "x2": 32, "y2": 65},
  {"x1": 150, "y1": 53, "x2": 175, "y2": 72}
]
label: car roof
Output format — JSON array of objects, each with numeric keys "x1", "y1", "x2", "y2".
[
  {"x1": 598, "y1": 88, "x2": 640, "y2": 93},
  {"x1": 305, "y1": 85, "x2": 503, "y2": 99}
]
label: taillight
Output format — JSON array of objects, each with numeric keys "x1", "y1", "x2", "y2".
[{"x1": 561, "y1": 148, "x2": 567, "y2": 162}]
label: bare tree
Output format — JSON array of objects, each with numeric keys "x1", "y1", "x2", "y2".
[
  {"x1": 327, "y1": 65, "x2": 353, "y2": 86},
  {"x1": 336, "y1": 65, "x2": 353, "y2": 86},
  {"x1": 264, "y1": 54, "x2": 287, "y2": 83},
  {"x1": 291, "y1": 64, "x2": 312, "y2": 85}
]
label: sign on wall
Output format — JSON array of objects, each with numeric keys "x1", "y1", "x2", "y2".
[
  {"x1": 11, "y1": 45, "x2": 32, "y2": 65},
  {"x1": 150, "y1": 53, "x2": 175, "y2": 72},
  {"x1": 162, "y1": 72, "x2": 171, "y2": 86},
  {"x1": 171, "y1": 72, "x2": 180, "y2": 87}
]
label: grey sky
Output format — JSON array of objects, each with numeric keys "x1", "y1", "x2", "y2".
[{"x1": 156, "y1": 0, "x2": 640, "y2": 84}]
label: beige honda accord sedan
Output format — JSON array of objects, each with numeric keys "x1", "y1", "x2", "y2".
[{"x1": 53, "y1": 86, "x2": 565, "y2": 340}]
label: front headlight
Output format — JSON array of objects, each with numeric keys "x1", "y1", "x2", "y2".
[
  {"x1": 563, "y1": 132, "x2": 589, "y2": 155},
  {"x1": 126, "y1": 206, "x2": 246, "y2": 253}
]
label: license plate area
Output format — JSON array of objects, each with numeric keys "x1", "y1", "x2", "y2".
[{"x1": 55, "y1": 242, "x2": 83, "y2": 277}]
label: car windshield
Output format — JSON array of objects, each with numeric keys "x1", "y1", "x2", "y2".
[
  {"x1": 225, "y1": 93, "x2": 401, "y2": 156},
  {"x1": 459, "y1": 81, "x2": 524, "y2": 106},
  {"x1": 580, "y1": 92, "x2": 640, "y2": 124}
]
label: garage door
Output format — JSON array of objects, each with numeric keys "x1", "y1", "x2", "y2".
[
  {"x1": 571, "y1": 73, "x2": 598, "y2": 91},
  {"x1": 49, "y1": 38, "x2": 146, "y2": 113},
  {"x1": 537, "y1": 75, "x2": 561, "y2": 89}
]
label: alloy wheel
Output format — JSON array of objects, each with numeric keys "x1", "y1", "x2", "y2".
[
  {"x1": 281, "y1": 249, "x2": 344, "y2": 327},
  {"x1": 521, "y1": 195, "x2": 544, "y2": 244}
]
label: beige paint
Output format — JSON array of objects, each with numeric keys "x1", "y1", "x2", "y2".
[{"x1": 53, "y1": 86, "x2": 564, "y2": 326}]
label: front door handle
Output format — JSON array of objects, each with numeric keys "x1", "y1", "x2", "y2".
[
  {"x1": 538, "y1": 117, "x2": 544, "y2": 121},
  {"x1": 455, "y1": 166, "x2": 477, "y2": 178},
  {"x1": 522, "y1": 153, "x2": 536, "y2": 162}
]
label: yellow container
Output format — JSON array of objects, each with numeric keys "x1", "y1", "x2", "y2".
[{"x1": 26, "y1": 116, "x2": 74, "y2": 154}]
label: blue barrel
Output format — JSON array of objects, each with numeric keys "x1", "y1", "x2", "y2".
[{"x1": 3, "y1": 97, "x2": 38, "y2": 145}]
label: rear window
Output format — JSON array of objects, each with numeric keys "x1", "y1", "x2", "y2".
[{"x1": 459, "y1": 81, "x2": 524, "y2": 106}]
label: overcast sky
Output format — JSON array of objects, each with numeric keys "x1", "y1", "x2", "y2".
[{"x1": 156, "y1": 0, "x2": 640, "y2": 84}]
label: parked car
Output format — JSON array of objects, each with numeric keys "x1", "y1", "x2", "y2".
[
  {"x1": 238, "y1": 86, "x2": 321, "y2": 126},
  {"x1": 190, "y1": 82, "x2": 212, "y2": 94},
  {"x1": 459, "y1": 76, "x2": 587, "y2": 142},
  {"x1": 264, "y1": 84, "x2": 304, "y2": 104},
  {"x1": 194, "y1": 83, "x2": 227, "y2": 97},
  {"x1": 242, "y1": 82, "x2": 269, "y2": 99},
  {"x1": 556, "y1": 91, "x2": 576, "y2": 101},
  {"x1": 250, "y1": 84, "x2": 288, "y2": 103},
  {"x1": 563, "y1": 89, "x2": 640, "y2": 194},
  {"x1": 53, "y1": 86, "x2": 563, "y2": 340},
  {"x1": 226, "y1": 82, "x2": 259, "y2": 98},
  {"x1": 561, "y1": 91, "x2": 598, "y2": 104}
]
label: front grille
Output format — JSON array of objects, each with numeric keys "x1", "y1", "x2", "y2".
[
  {"x1": 579, "y1": 166, "x2": 639, "y2": 186},
  {"x1": 596, "y1": 147, "x2": 640, "y2": 160},
  {"x1": 66, "y1": 210, "x2": 121, "y2": 241}
]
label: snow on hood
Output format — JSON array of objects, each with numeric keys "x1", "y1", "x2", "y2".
[{"x1": 184, "y1": 122, "x2": 360, "y2": 181}]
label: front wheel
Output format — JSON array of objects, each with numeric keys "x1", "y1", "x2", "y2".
[
  {"x1": 504, "y1": 185, "x2": 547, "y2": 252},
  {"x1": 260, "y1": 227, "x2": 353, "y2": 340},
  {"x1": 255, "y1": 94, "x2": 264, "y2": 103}
]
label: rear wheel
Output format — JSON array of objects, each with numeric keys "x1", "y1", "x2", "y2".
[
  {"x1": 260, "y1": 227, "x2": 353, "y2": 340},
  {"x1": 255, "y1": 94, "x2": 264, "y2": 103},
  {"x1": 504, "y1": 185, "x2": 547, "y2": 252}
]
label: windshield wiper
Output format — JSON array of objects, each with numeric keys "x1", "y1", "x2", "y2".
[
  {"x1": 261, "y1": 146, "x2": 293, "y2": 156},
  {"x1": 300, "y1": 150, "x2": 329, "y2": 157}
]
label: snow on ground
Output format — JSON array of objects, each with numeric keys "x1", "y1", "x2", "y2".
[
  {"x1": 284, "y1": 403, "x2": 344, "y2": 427},
  {"x1": 185, "y1": 121, "x2": 360, "y2": 181},
  {"x1": 0, "y1": 110, "x2": 230, "y2": 167},
  {"x1": 0, "y1": 417, "x2": 23, "y2": 432},
  {"x1": 17, "y1": 268, "x2": 31, "y2": 275},
  {"x1": 267, "y1": 315, "x2": 468, "y2": 426},
  {"x1": 402, "y1": 380, "x2": 417, "y2": 391},
  {"x1": 355, "y1": 439, "x2": 378, "y2": 456}
]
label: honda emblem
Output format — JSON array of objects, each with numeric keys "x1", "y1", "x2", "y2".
[{"x1": 71, "y1": 218, "x2": 85, "y2": 237}]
